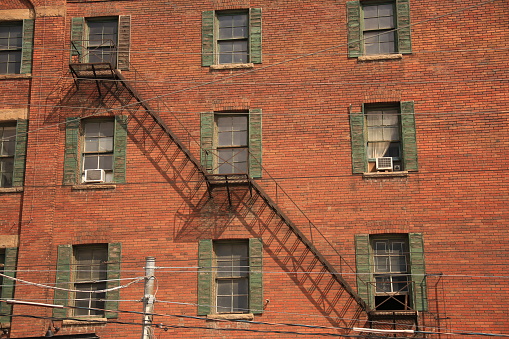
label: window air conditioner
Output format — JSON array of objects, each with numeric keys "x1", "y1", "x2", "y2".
[
  {"x1": 376, "y1": 157, "x2": 393, "y2": 171},
  {"x1": 84, "y1": 169, "x2": 105, "y2": 183}
]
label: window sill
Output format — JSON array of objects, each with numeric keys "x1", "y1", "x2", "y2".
[
  {"x1": 207, "y1": 313, "x2": 254, "y2": 321},
  {"x1": 0, "y1": 187, "x2": 23, "y2": 193},
  {"x1": 358, "y1": 54, "x2": 403, "y2": 62},
  {"x1": 72, "y1": 184, "x2": 117, "y2": 190},
  {"x1": 63, "y1": 318, "x2": 108, "y2": 326},
  {"x1": 368, "y1": 310, "x2": 417, "y2": 317},
  {"x1": 362, "y1": 171, "x2": 408, "y2": 178},
  {"x1": 0, "y1": 74, "x2": 31, "y2": 80},
  {"x1": 210, "y1": 63, "x2": 254, "y2": 70}
]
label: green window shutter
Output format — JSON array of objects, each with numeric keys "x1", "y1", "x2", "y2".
[
  {"x1": 249, "y1": 8, "x2": 262, "y2": 64},
  {"x1": 117, "y1": 15, "x2": 131, "y2": 71},
  {"x1": 350, "y1": 109, "x2": 366, "y2": 173},
  {"x1": 396, "y1": 0, "x2": 412, "y2": 54},
  {"x1": 20, "y1": 19, "x2": 34, "y2": 74},
  {"x1": 346, "y1": 1, "x2": 362, "y2": 57},
  {"x1": 105, "y1": 242, "x2": 122, "y2": 318},
  {"x1": 202, "y1": 11, "x2": 215, "y2": 66},
  {"x1": 0, "y1": 248, "x2": 18, "y2": 323},
  {"x1": 249, "y1": 109, "x2": 262, "y2": 178},
  {"x1": 113, "y1": 115, "x2": 128, "y2": 183},
  {"x1": 400, "y1": 101, "x2": 418, "y2": 171},
  {"x1": 12, "y1": 119, "x2": 28, "y2": 187},
  {"x1": 197, "y1": 239, "x2": 213, "y2": 315},
  {"x1": 70, "y1": 17, "x2": 85, "y2": 60},
  {"x1": 63, "y1": 117, "x2": 80, "y2": 185},
  {"x1": 249, "y1": 238, "x2": 263, "y2": 314},
  {"x1": 53, "y1": 245, "x2": 72, "y2": 318},
  {"x1": 200, "y1": 112, "x2": 214, "y2": 172},
  {"x1": 409, "y1": 233, "x2": 427, "y2": 311},
  {"x1": 355, "y1": 234, "x2": 373, "y2": 308}
]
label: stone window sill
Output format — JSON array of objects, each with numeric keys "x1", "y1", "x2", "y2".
[
  {"x1": 210, "y1": 63, "x2": 254, "y2": 70},
  {"x1": 358, "y1": 54, "x2": 403, "y2": 62},
  {"x1": 207, "y1": 313, "x2": 254, "y2": 320},
  {"x1": 63, "y1": 318, "x2": 107, "y2": 326},
  {"x1": 0, "y1": 74, "x2": 31, "y2": 80},
  {"x1": 0, "y1": 187, "x2": 23, "y2": 193},
  {"x1": 362, "y1": 171, "x2": 409, "y2": 179},
  {"x1": 369, "y1": 310, "x2": 417, "y2": 317},
  {"x1": 72, "y1": 184, "x2": 117, "y2": 190}
]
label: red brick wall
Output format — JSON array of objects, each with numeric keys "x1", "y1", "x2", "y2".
[{"x1": 4, "y1": 0, "x2": 509, "y2": 337}]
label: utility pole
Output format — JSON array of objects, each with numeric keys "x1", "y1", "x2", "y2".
[{"x1": 141, "y1": 257, "x2": 156, "y2": 339}]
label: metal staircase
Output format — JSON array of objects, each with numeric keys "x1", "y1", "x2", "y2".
[{"x1": 68, "y1": 61, "x2": 374, "y2": 331}]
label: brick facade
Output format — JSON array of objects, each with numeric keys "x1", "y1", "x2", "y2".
[{"x1": 0, "y1": 0, "x2": 508, "y2": 337}]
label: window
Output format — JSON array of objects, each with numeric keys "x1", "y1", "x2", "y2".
[
  {"x1": 0, "y1": 124, "x2": 16, "y2": 187},
  {"x1": 70, "y1": 16, "x2": 131, "y2": 70},
  {"x1": 346, "y1": 0, "x2": 411, "y2": 57},
  {"x1": 366, "y1": 105, "x2": 401, "y2": 171},
  {"x1": 349, "y1": 101, "x2": 417, "y2": 173},
  {"x1": 216, "y1": 114, "x2": 248, "y2": 174},
  {"x1": 200, "y1": 109, "x2": 262, "y2": 178},
  {"x1": 73, "y1": 245, "x2": 108, "y2": 316},
  {"x1": 87, "y1": 18, "x2": 118, "y2": 67},
  {"x1": 0, "y1": 120, "x2": 27, "y2": 188},
  {"x1": 0, "y1": 22, "x2": 22, "y2": 74},
  {"x1": 0, "y1": 248, "x2": 18, "y2": 323},
  {"x1": 82, "y1": 119, "x2": 114, "y2": 183},
  {"x1": 197, "y1": 239, "x2": 263, "y2": 316},
  {"x1": 355, "y1": 233, "x2": 427, "y2": 312},
  {"x1": 63, "y1": 116, "x2": 127, "y2": 185},
  {"x1": 0, "y1": 20, "x2": 34, "y2": 74},
  {"x1": 363, "y1": 3, "x2": 395, "y2": 55},
  {"x1": 54, "y1": 243, "x2": 122, "y2": 319},
  {"x1": 201, "y1": 9, "x2": 262, "y2": 66}
]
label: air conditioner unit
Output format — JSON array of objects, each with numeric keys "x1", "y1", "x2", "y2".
[
  {"x1": 84, "y1": 169, "x2": 105, "y2": 183},
  {"x1": 376, "y1": 157, "x2": 393, "y2": 171}
]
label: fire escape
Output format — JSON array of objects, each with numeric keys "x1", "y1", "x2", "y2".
[{"x1": 69, "y1": 44, "x2": 422, "y2": 336}]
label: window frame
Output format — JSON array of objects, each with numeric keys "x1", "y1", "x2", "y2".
[
  {"x1": 85, "y1": 17, "x2": 119, "y2": 67},
  {"x1": 365, "y1": 104, "x2": 402, "y2": 171},
  {"x1": 54, "y1": 243, "x2": 122, "y2": 319},
  {"x1": 349, "y1": 101, "x2": 417, "y2": 174},
  {"x1": 72, "y1": 245, "x2": 108, "y2": 317},
  {"x1": 355, "y1": 233, "x2": 427, "y2": 312},
  {"x1": 200, "y1": 109, "x2": 262, "y2": 178},
  {"x1": 70, "y1": 16, "x2": 130, "y2": 70},
  {"x1": 0, "y1": 22, "x2": 23, "y2": 74},
  {"x1": 214, "y1": 112, "x2": 249, "y2": 175},
  {"x1": 213, "y1": 240, "x2": 250, "y2": 314},
  {"x1": 201, "y1": 8, "x2": 262, "y2": 67},
  {"x1": 63, "y1": 116, "x2": 127, "y2": 185},
  {"x1": 81, "y1": 118, "x2": 115, "y2": 183},
  {"x1": 346, "y1": 0, "x2": 411, "y2": 58},
  {"x1": 371, "y1": 235, "x2": 412, "y2": 311},
  {"x1": 361, "y1": 2, "x2": 396, "y2": 56},
  {"x1": 215, "y1": 11, "x2": 250, "y2": 65},
  {"x1": 198, "y1": 238, "x2": 263, "y2": 316}
]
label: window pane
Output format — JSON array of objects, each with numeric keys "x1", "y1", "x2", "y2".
[
  {"x1": 232, "y1": 295, "x2": 248, "y2": 313},
  {"x1": 83, "y1": 154, "x2": 99, "y2": 170},
  {"x1": 375, "y1": 276, "x2": 391, "y2": 293},
  {"x1": 217, "y1": 296, "x2": 231, "y2": 313},
  {"x1": 375, "y1": 257, "x2": 389, "y2": 272},
  {"x1": 217, "y1": 280, "x2": 232, "y2": 295},
  {"x1": 375, "y1": 241, "x2": 387, "y2": 254},
  {"x1": 379, "y1": 4, "x2": 394, "y2": 17},
  {"x1": 390, "y1": 256, "x2": 407, "y2": 272},
  {"x1": 98, "y1": 154, "x2": 113, "y2": 170},
  {"x1": 99, "y1": 121, "x2": 114, "y2": 137},
  {"x1": 85, "y1": 138, "x2": 99, "y2": 152},
  {"x1": 98, "y1": 137, "x2": 113, "y2": 152},
  {"x1": 218, "y1": 131, "x2": 232, "y2": 146},
  {"x1": 367, "y1": 127, "x2": 383, "y2": 141},
  {"x1": 85, "y1": 122, "x2": 101, "y2": 137},
  {"x1": 233, "y1": 279, "x2": 249, "y2": 295}
]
